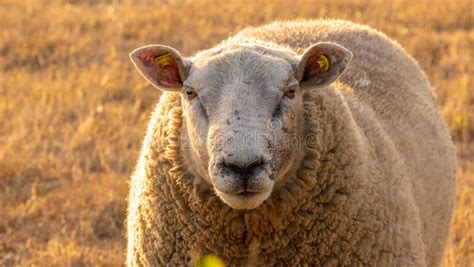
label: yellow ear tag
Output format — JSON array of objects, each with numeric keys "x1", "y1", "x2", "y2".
[
  {"x1": 316, "y1": 54, "x2": 330, "y2": 72},
  {"x1": 154, "y1": 53, "x2": 173, "y2": 67}
]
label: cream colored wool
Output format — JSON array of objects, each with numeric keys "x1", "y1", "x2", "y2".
[{"x1": 127, "y1": 20, "x2": 456, "y2": 266}]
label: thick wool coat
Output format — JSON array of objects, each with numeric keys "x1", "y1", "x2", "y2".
[{"x1": 127, "y1": 20, "x2": 456, "y2": 266}]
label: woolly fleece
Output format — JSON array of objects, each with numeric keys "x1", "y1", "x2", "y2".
[{"x1": 127, "y1": 20, "x2": 456, "y2": 266}]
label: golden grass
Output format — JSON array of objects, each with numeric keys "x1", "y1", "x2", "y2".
[{"x1": 0, "y1": 0, "x2": 472, "y2": 266}]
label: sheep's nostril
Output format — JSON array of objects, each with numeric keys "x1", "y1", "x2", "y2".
[{"x1": 222, "y1": 157, "x2": 264, "y2": 176}]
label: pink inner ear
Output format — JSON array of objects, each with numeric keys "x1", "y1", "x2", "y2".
[
  {"x1": 138, "y1": 52, "x2": 183, "y2": 87},
  {"x1": 157, "y1": 63, "x2": 182, "y2": 86}
]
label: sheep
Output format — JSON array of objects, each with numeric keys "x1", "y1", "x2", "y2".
[{"x1": 127, "y1": 19, "x2": 456, "y2": 266}]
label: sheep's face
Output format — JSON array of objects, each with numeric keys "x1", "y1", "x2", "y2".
[
  {"x1": 130, "y1": 43, "x2": 352, "y2": 210},
  {"x1": 182, "y1": 49, "x2": 303, "y2": 210}
]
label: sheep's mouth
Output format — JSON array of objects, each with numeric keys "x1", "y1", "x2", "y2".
[
  {"x1": 213, "y1": 178, "x2": 266, "y2": 195},
  {"x1": 212, "y1": 177, "x2": 274, "y2": 210},
  {"x1": 230, "y1": 190, "x2": 259, "y2": 198},
  {"x1": 214, "y1": 188, "x2": 272, "y2": 210},
  {"x1": 210, "y1": 159, "x2": 275, "y2": 209}
]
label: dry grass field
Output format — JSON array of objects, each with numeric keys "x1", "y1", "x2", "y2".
[{"x1": 0, "y1": 0, "x2": 472, "y2": 266}]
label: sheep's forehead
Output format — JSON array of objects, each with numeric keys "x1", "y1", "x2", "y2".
[{"x1": 185, "y1": 49, "x2": 294, "y2": 99}]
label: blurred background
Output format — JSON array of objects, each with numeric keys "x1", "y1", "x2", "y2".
[{"x1": 0, "y1": 0, "x2": 472, "y2": 266}]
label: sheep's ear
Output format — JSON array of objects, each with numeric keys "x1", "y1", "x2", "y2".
[
  {"x1": 296, "y1": 42, "x2": 352, "y2": 88},
  {"x1": 130, "y1": 45, "x2": 190, "y2": 91}
]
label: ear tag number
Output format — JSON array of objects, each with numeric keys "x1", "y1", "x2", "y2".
[
  {"x1": 154, "y1": 53, "x2": 173, "y2": 67},
  {"x1": 316, "y1": 54, "x2": 330, "y2": 72}
]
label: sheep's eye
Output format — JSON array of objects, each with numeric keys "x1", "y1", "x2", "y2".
[
  {"x1": 284, "y1": 88, "x2": 296, "y2": 99},
  {"x1": 185, "y1": 89, "x2": 197, "y2": 100}
]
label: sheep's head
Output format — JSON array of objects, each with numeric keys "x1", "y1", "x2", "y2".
[{"x1": 130, "y1": 43, "x2": 352, "y2": 210}]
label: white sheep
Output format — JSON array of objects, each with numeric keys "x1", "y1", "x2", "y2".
[{"x1": 127, "y1": 19, "x2": 456, "y2": 266}]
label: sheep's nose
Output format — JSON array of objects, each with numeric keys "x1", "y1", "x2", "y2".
[{"x1": 222, "y1": 157, "x2": 264, "y2": 176}]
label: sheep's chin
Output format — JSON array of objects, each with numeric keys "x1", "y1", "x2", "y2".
[{"x1": 215, "y1": 190, "x2": 272, "y2": 210}]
